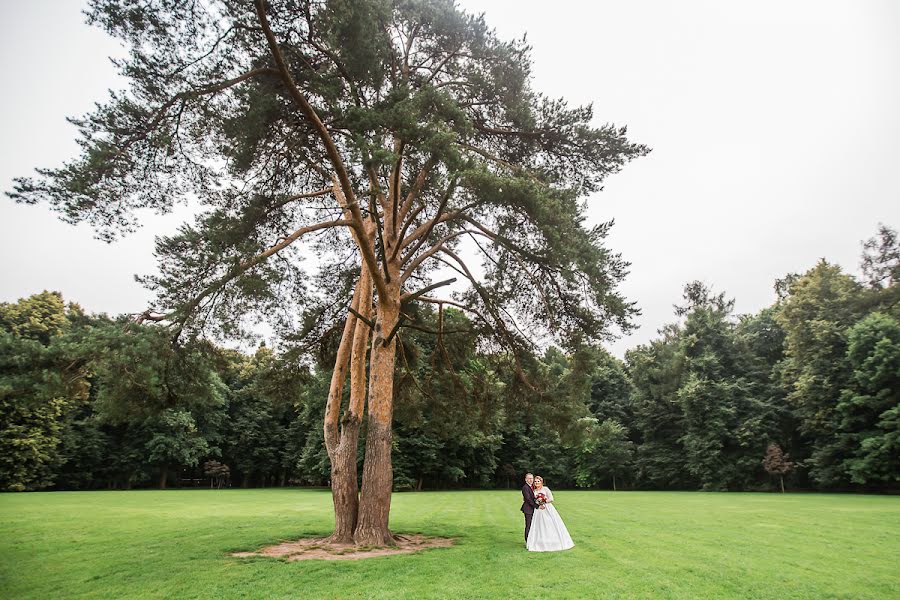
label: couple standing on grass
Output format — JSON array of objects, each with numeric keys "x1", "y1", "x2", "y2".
[{"x1": 520, "y1": 472, "x2": 575, "y2": 552}]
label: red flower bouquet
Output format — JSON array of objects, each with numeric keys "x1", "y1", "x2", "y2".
[{"x1": 535, "y1": 492, "x2": 548, "y2": 507}]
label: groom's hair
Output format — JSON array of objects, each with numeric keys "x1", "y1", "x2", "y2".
[{"x1": 525, "y1": 472, "x2": 533, "y2": 478}]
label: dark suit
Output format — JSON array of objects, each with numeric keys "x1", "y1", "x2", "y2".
[{"x1": 521, "y1": 483, "x2": 537, "y2": 542}]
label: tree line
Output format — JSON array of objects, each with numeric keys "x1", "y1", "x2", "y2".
[{"x1": 3, "y1": 226, "x2": 896, "y2": 494}]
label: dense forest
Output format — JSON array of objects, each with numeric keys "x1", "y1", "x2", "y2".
[{"x1": 2, "y1": 226, "x2": 897, "y2": 493}]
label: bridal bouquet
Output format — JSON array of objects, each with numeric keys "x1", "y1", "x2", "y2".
[{"x1": 535, "y1": 492, "x2": 548, "y2": 506}]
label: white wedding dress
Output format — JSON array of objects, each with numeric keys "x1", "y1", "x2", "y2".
[{"x1": 526, "y1": 487, "x2": 575, "y2": 552}]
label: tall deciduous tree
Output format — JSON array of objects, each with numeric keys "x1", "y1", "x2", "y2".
[
  {"x1": 574, "y1": 417, "x2": 634, "y2": 490},
  {"x1": 0, "y1": 292, "x2": 89, "y2": 491},
  {"x1": 146, "y1": 408, "x2": 212, "y2": 488},
  {"x1": 835, "y1": 313, "x2": 900, "y2": 486},
  {"x1": 627, "y1": 324, "x2": 692, "y2": 490},
  {"x1": 775, "y1": 261, "x2": 863, "y2": 486},
  {"x1": 675, "y1": 283, "x2": 775, "y2": 491},
  {"x1": 9, "y1": 0, "x2": 647, "y2": 544}
]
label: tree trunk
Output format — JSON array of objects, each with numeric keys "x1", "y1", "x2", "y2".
[
  {"x1": 324, "y1": 262, "x2": 373, "y2": 543},
  {"x1": 355, "y1": 281, "x2": 400, "y2": 546},
  {"x1": 159, "y1": 467, "x2": 168, "y2": 489},
  {"x1": 330, "y1": 421, "x2": 362, "y2": 541},
  {"x1": 324, "y1": 302, "x2": 357, "y2": 542},
  {"x1": 780, "y1": 475, "x2": 785, "y2": 493},
  {"x1": 613, "y1": 474, "x2": 617, "y2": 491}
]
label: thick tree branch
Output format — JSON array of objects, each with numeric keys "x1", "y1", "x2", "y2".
[
  {"x1": 366, "y1": 166, "x2": 388, "y2": 212},
  {"x1": 398, "y1": 177, "x2": 459, "y2": 257},
  {"x1": 368, "y1": 192, "x2": 391, "y2": 283},
  {"x1": 346, "y1": 265, "x2": 374, "y2": 423},
  {"x1": 392, "y1": 179, "x2": 444, "y2": 263},
  {"x1": 325, "y1": 274, "x2": 363, "y2": 455},
  {"x1": 435, "y1": 248, "x2": 530, "y2": 348},
  {"x1": 423, "y1": 44, "x2": 462, "y2": 85},
  {"x1": 400, "y1": 278, "x2": 457, "y2": 303},
  {"x1": 460, "y1": 214, "x2": 549, "y2": 264},
  {"x1": 254, "y1": 0, "x2": 389, "y2": 301},
  {"x1": 400, "y1": 209, "x2": 460, "y2": 257},
  {"x1": 413, "y1": 296, "x2": 492, "y2": 337},
  {"x1": 389, "y1": 138, "x2": 405, "y2": 236},
  {"x1": 472, "y1": 121, "x2": 545, "y2": 139},
  {"x1": 401, "y1": 23, "x2": 421, "y2": 79},
  {"x1": 347, "y1": 306, "x2": 376, "y2": 330},
  {"x1": 265, "y1": 187, "x2": 332, "y2": 216},
  {"x1": 255, "y1": 219, "x2": 350, "y2": 262},
  {"x1": 400, "y1": 229, "x2": 478, "y2": 283},
  {"x1": 456, "y1": 141, "x2": 543, "y2": 184},
  {"x1": 394, "y1": 202, "x2": 425, "y2": 259},
  {"x1": 107, "y1": 67, "x2": 276, "y2": 164},
  {"x1": 165, "y1": 217, "x2": 349, "y2": 337},
  {"x1": 397, "y1": 155, "x2": 438, "y2": 225}
]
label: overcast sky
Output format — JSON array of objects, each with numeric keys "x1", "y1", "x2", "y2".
[{"x1": 1, "y1": 1, "x2": 898, "y2": 358}]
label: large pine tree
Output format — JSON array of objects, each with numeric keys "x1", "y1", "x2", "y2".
[{"x1": 9, "y1": 0, "x2": 648, "y2": 544}]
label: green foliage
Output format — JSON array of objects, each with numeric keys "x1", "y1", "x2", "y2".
[
  {"x1": 627, "y1": 282, "x2": 784, "y2": 491},
  {"x1": 290, "y1": 368, "x2": 332, "y2": 485},
  {"x1": 676, "y1": 286, "x2": 777, "y2": 490},
  {"x1": 587, "y1": 349, "x2": 634, "y2": 429},
  {"x1": 0, "y1": 290, "x2": 69, "y2": 344},
  {"x1": 776, "y1": 260, "x2": 865, "y2": 486},
  {"x1": 835, "y1": 313, "x2": 900, "y2": 485},
  {"x1": 627, "y1": 327, "x2": 692, "y2": 489},
  {"x1": 0, "y1": 292, "x2": 89, "y2": 491},
  {"x1": 145, "y1": 409, "x2": 210, "y2": 474},
  {"x1": 9, "y1": 0, "x2": 648, "y2": 359},
  {"x1": 1, "y1": 229, "x2": 897, "y2": 493},
  {"x1": 392, "y1": 307, "x2": 506, "y2": 489},
  {"x1": 218, "y1": 346, "x2": 310, "y2": 486},
  {"x1": 573, "y1": 418, "x2": 634, "y2": 489}
]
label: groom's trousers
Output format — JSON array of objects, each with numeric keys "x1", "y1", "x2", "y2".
[{"x1": 524, "y1": 511, "x2": 533, "y2": 542}]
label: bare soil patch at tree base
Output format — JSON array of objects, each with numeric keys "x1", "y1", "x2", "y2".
[{"x1": 230, "y1": 534, "x2": 455, "y2": 561}]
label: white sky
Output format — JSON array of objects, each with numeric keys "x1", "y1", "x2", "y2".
[{"x1": 2, "y1": 1, "x2": 899, "y2": 359}]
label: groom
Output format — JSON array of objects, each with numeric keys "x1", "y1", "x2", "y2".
[{"x1": 520, "y1": 472, "x2": 538, "y2": 544}]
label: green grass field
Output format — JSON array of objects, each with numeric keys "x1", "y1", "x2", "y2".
[{"x1": 1, "y1": 489, "x2": 898, "y2": 599}]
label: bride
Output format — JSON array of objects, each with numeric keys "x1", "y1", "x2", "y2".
[{"x1": 526, "y1": 476, "x2": 575, "y2": 552}]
